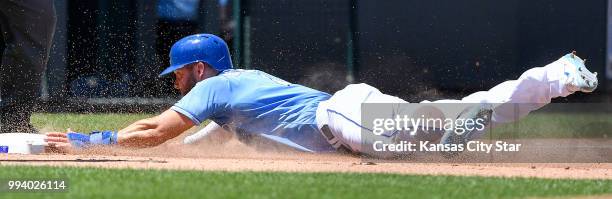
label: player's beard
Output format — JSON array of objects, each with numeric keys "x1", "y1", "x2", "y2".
[{"x1": 179, "y1": 73, "x2": 199, "y2": 96}]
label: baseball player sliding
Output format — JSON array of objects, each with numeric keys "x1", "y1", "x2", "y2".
[{"x1": 45, "y1": 33, "x2": 598, "y2": 158}]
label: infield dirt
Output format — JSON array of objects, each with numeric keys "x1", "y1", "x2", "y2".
[{"x1": 1, "y1": 133, "x2": 611, "y2": 180}]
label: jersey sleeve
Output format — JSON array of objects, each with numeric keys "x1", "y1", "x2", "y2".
[{"x1": 171, "y1": 77, "x2": 231, "y2": 125}]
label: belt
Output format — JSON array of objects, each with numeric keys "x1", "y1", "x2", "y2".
[{"x1": 319, "y1": 124, "x2": 356, "y2": 155}]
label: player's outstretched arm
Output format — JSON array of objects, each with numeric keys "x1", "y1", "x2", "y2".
[
  {"x1": 117, "y1": 109, "x2": 195, "y2": 147},
  {"x1": 183, "y1": 121, "x2": 233, "y2": 145},
  {"x1": 45, "y1": 109, "x2": 195, "y2": 152}
]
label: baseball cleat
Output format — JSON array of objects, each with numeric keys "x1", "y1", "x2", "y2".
[
  {"x1": 561, "y1": 51, "x2": 598, "y2": 93},
  {"x1": 439, "y1": 103, "x2": 493, "y2": 158}
]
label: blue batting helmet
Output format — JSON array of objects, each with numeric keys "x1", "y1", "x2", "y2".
[{"x1": 159, "y1": 33, "x2": 233, "y2": 76}]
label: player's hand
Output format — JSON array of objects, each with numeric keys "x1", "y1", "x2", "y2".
[
  {"x1": 44, "y1": 129, "x2": 74, "y2": 153},
  {"x1": 45, "y1": 129, "x2": 118, "y2": 153}
]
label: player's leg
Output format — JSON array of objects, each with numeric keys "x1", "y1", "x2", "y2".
[
  {"x1": 316, "y1": 83, "x2": 446, "y2": 157},
  {"x1": 424, "y1": 52, "x2": 597, "y2": 126},
  {"x1": 436, "y1": 52, "x2": 598, "y2": 154},
  {"x1": 0, "y1": 0, "x2": 56, "y2": 133},
  {"x1": 458, "y1": 52, "x2": 596, "y2": 124}
]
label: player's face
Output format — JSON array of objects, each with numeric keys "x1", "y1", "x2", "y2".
[{"x1": 173, "y1": 65, "x2": 199, "y2": 96}]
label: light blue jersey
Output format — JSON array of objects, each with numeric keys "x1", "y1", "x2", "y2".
[{"x1": 171, "y1": 69, "x2": 335, "y2": 152}]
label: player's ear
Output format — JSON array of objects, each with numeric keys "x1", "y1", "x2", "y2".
[
  {"x1": 200, "y1": 62, "x2": 219, "y2": 79},
  {"x1": 194, "y1": 62, "x2": 206, "y2": 78}
]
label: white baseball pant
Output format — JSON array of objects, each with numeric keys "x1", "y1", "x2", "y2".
[{"x1": 315, "y1": 58, "x2": 575, "y2": 154}]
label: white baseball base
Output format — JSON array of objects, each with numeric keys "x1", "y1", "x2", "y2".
[{"x1": 0, "y1": 133, "x2": 47, "y2": 154}]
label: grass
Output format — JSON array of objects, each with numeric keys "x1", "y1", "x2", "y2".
[
  {"x1": 488, "y1": 113, "x2": 612, "y2": 139},
  {"x1": 0, "y1": 166, "x2": 610, "y2": 199},
  {"x1": 30, "y1": 113, "x2": 155, "y2": 133}
]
